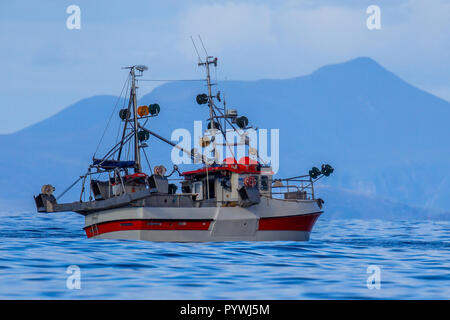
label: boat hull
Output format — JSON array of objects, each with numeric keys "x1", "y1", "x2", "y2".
[
  {"x1": 83, "y1": 198, "x2": 322, "y2": 242},
  {"x1": 88, "y1": 229, "x2": 313, "y2": 242}
]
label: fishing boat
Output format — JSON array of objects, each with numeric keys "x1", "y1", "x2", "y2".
[{"x1": 34, "y1": 52, "x2": 333, "y2": 242}]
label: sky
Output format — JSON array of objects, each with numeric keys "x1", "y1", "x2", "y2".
[{"x1": 0, "y1": 0, "x2": 449, "y2": 134}]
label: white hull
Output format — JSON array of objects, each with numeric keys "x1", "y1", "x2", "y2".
[
  {"x1": 84, "y1": 197, "x2": 322, "y2": 242},
  {"x1": 92, "y1": 230, "x2": 311, "y2": 242}
]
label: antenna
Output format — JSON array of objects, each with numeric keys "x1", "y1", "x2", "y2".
[
  {"x1": 190, "y1": 36, "x2": 201, "y2": 63},
  {"x1": 198, "y1": 35, "x2": 208, "y2": 57}
]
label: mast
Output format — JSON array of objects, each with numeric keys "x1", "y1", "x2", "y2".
[
  {"x1": 198, "y1": 57, "x2": 217, "y2": 199},
  {"x1": 199, "y1": 56, "x2": 218, "y2": 131},
  {"x1": 116, "y1": 65, "x2": 147, "y2": 172},
  {"x1": 117, "y1": 75, "x2": 134, "y2": 162},
  {"x1": 130, "y1": 67, "x2": 142, "y2": 173},
  {"x1": 196, "y1": 54, "x2": 254, "y2": 165}
]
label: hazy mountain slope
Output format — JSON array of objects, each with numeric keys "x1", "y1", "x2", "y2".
[
  {"x1": 139, "y1": 57, "x2": 450, "y2": 210},
  {"x1": 0, "y1": 95, "x2": 125, "y2": 203},
  {"x1": 1, "y1": 57, "x2": 449, "y2": 219}
]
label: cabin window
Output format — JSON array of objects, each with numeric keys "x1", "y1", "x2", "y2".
[
  {"x1": 203, "y1": 178, "x2": 215, "y2": 199},
  {"x1": 260, "y1": 176, "x2": 269, "y2": 191},
  {"x1": 193, "y1": 182, "x2": 203, "y2": 200},
  {"x1": 220, "y1": 176, "x2": 231, "y2": 191}
]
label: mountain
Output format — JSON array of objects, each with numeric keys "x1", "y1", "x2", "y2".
[
  {"x1": 0, "y1": 95, "x2": 125, "y2": 208},
  {"x1": 1, "y1": 57, "x2": 449, "y2": 219},
  {"x1": 139, "y1": 57, "x2": 450, "y2": 212}
]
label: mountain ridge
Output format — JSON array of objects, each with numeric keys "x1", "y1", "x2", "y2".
[
  {"x1": 2, "y1": 57, "x2": 447, "y2": 136},
  {"x1": 1, "y1": 57, "x2": 449, "y2": 219}
]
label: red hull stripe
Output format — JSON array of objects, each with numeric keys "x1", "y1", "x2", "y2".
[
  {"x1": 258, "y1": 212, "x2": 322, "y2": 232},
  {"x1": 84, "y1": 219, "x2": 212, "y2": 238}
]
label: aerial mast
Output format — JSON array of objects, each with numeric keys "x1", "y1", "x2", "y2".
[
  {"x1": 198, "y1": 56, "x2": 218, "y2": 131},
  {"x1": 130, "y1": 67, "x2": 142, "y2": 173},
  {"x1": 118, "y1": 65, "x2": 147, "y2": 173},
  {"x1": 193, "y1": 37, "x2": 252, "y2": 163}
]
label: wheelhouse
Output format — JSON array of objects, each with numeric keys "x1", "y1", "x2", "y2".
[{"x1": 181, "y1": 157, "x2": 274, "y2": 206}]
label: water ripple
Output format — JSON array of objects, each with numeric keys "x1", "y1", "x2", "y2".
[{"x1": 0, "y1": 212, "x2": 449, "y2": 299}]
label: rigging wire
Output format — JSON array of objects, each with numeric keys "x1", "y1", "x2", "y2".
[
  {"x1": 97, "y1": 130, "x2": 135, "y2": 163},
  {"x1": 94, "y1": 75, "x2": 130, "y2": 157},
  {"x1": 115, "y1": 76, "x2": 131, "y2": 146},
  {"x1": 139, "y1": 79, "x2": 205, "y2": 82},
  {"x1": 212, "y1": 59, "x2": 236, "y2": 161},
  {"x1": 198, "y1": 35, "x2": 208, "y2": 57},
  {"x1": 190, "y1": 35, "x2": 201, "y2": 63},
  {"x1": 126, "y1": 130, "x2": 131, "y2": 160},
  {"x1": 56, "y1": 176, "x2": 83, "y2": 201},
  {"x1": 142, "y1": 147, "x2": 152, "y2": 175}
]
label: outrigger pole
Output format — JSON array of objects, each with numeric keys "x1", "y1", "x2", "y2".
[{"x1": 138, "y1": 124, "x2": 208, "y2": 164}]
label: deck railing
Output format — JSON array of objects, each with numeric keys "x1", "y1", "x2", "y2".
[{"x1": 270, "y1": 175, "x2": 322, "y2": 200}]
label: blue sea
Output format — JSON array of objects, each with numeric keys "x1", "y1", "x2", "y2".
[{"x1": 0, "y1": 210, "x2": 449, "y2": 299}]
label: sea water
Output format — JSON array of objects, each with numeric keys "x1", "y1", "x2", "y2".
[{"x1": 0, "y1": 210, "x2": 449, "y2": 299}]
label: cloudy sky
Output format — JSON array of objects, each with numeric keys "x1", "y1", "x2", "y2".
[{"x1": 0, "y1": 0, "x2": 449, "y2": 133}]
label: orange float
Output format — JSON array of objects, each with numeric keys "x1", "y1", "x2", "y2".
[{"x1": 137, "y1": 105, "x2": 149, "y2": 117}]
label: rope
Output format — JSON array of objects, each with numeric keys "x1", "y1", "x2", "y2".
[
  {"x1": 139, "y1": 79, "x2": 205, "y2": 82},
  {"x1": 94, "y1": 75, "x2": 130, "y2": 157},
  {"x1": 56, "y1": 176, "x2": 83, "y2": 200},
  {"x1": 115, "y1": 78, "x2": 131, "y2": 145},
  {"x1": 142, "y1": 147, "x2": 152, "y2": 174}
]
